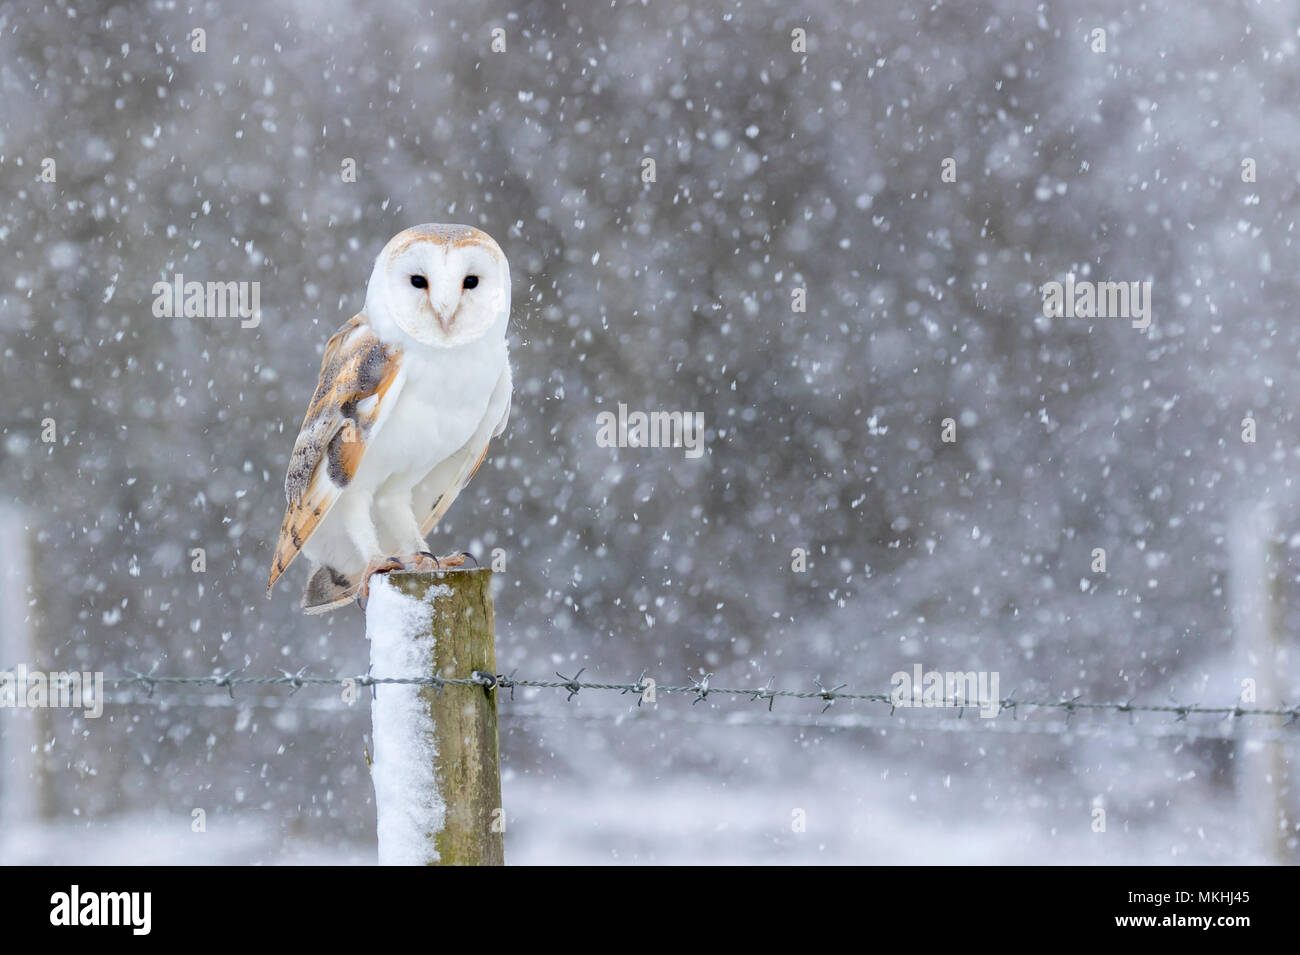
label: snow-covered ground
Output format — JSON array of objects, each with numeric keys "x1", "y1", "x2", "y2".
[{"x1": 2, "y1": 705, "x2": 1277, "y2": 865}]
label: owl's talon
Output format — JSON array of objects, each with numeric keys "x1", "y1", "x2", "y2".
[
  {"x1": 460, "y1": 551, "x2": 479, "y2": 569},
  {"x1": 355, "y1": 556, "x2": 406, "y2": 607}
]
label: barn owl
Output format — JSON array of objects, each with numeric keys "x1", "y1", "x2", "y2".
[{"x1": 266, "y1": 224, "x2": 512, "y2": 614}]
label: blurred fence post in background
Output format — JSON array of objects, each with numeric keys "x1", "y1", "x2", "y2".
[
  {"x1": 367, "y1": 568, "x2": 504, "y2": 866},
  {"x1": 1229, "y1": 501, "x2": 1292, "y2": 864},
  {"x1": 0, "y1": 508, "x2": 56, "y2": 828}
]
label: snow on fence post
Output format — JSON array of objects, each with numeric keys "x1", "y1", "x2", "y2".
[{"x1": 366, "y1": 568, "x2": 504, "y2": 866}]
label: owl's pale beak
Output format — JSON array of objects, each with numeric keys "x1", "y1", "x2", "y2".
[{"x1": 428, "y1": 292, "x2": 459, "y2": 333}]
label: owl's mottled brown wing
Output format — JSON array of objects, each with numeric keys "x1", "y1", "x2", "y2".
[{"x1": 266, "y1": 313, "x2": 403, "y2": 595}]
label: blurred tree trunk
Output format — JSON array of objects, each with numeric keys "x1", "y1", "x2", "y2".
[
  {"x1": 1230, "y1": 501, "x2": 1292, "y2": 863},
  {"x1": 0, "y1": 508, "x2": 57, "y2": 826}
]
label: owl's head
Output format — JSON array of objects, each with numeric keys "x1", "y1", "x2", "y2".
[{"x1": 365, "y1": 224, "x2": 510, "y2": 348}]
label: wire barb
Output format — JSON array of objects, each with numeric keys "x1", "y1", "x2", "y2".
[
  {"x1": 751, "y1": 677, "x2": 777, "y2": 711},
  {"x1": 279, "y1": 666, "x2": 309, "y2": 696},
  {"x1": 814, "y1": 679, "x2": 848, "y2": 714},
  {"x1": 555, "y1": 668, "x2": 586, "y2": 702},
  {"x1": 689, "y1": 672, "x2": 712, "y2": 705},
  {"x1": 214, "y1": 668, "x2": 240, "y2": 699}
]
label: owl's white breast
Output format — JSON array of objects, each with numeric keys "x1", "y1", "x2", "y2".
[{"x1": 357, "y1": 331, "x2": 509, "y2": 493}]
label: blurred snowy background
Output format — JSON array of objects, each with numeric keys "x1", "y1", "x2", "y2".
[{"x1": 1, "y1": 0, "x2": 1298, "y2": 864}]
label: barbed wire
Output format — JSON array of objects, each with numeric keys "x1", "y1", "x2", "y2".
[
  {"x1": 10, "y1": 664, "x2": 1297, "y2": 726},
  {"x1": 499, "y1": 701, "x2": 1300, "y2": 745},
  {"x1": 91, "y1": 692, "x2": 1300, "y2": 744}
]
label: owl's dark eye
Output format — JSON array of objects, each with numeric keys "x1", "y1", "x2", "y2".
[
  {"x1": 463, "y1": 275, "x2": 479, "y2": 290},
  {"x1": 410, "y1": 275, "x2": 428, "y2": 289}
]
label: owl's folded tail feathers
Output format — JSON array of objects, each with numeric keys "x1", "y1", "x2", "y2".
[
  {"x1": 301, "y1": 563, "x2": 360, "y2": 615},
  {"x1": 266, "y1": 490, "x2": 341, "y2": 598}
]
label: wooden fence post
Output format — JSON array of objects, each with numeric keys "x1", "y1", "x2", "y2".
[{"x1": 367, "y1": 568, "x2": 504, "y2": 866}]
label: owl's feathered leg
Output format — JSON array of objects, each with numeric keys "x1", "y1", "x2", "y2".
[{"x1": 374, "y1": 490, "x2": 429, "y2": 555}]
